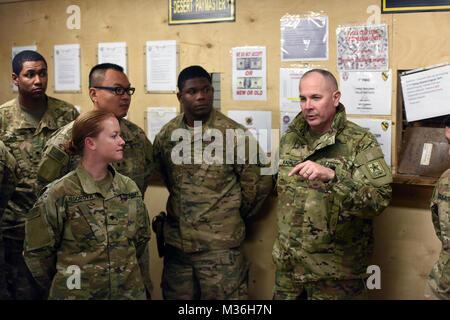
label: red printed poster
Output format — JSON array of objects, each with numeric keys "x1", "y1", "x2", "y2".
[
  {"x1": 232, "y1": 46, "x2": 267, "y2": 101},
  {"x1": 336, "y1": 24, "x2": 389, "y2": 71}
]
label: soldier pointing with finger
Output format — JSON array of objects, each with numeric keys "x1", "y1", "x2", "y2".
[{"x1": 273, "y1": 69, "x2": 392, "y2": 300}]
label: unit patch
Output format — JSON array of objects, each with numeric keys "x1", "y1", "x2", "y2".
[{"x1": 367, "y1": 160, "x2": 386, "y2": 179}]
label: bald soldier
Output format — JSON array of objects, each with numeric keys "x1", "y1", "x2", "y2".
[
  {"x1": 36, "y1": 63, "x2": 154, "y2": 297},
  {"x1": 273, "y1": 69, "x2": 392, "y2": 300},
  {"x1": 0, "y1": 50, "x2": 79, "y2": 299},
  {"x1": 425, "y1": 115, "x2": 450, "y2": 300}
]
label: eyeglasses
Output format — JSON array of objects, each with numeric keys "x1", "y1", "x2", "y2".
[{"x1": 93, "y1": 86, "x2": 135, "y2": 96}]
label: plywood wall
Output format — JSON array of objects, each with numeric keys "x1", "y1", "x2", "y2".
[
  {"x1": 0, "y1": 0, "x2": 397, "y2": 131},
  {"x1": 0, "y1": 0, "x2": 447, "y2": 300}
]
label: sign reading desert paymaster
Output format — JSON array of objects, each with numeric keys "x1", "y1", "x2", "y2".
[{"x1": 169, "y1": 0, "x2": 235, "y2": 25}]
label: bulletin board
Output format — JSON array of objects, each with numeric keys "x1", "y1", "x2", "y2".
[{"x1": 0, "y1": 1, "x2": 449, "y2": 183}]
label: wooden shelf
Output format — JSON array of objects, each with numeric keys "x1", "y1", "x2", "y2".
[{"x1": 393, "y1": 174, "x2": 438, "y2": 187}]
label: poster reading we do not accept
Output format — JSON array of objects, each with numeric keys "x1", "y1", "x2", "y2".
[{"x1": 232, "y1": 46, "x2": 267, "y2": 101}]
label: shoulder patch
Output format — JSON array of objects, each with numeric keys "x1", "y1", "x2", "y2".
[
  {"x1": 366, "y1": 160, "x2": 387, "y2": 179},
  {"x1": 356, "y1": 147, "x2": 393, "y2": 187},
  {"x1": 49, "y1": 146, "x2": 68, "y2": 163},
  {"x1": 37, "y1": 145, "x2": 70, "y2": 183}
]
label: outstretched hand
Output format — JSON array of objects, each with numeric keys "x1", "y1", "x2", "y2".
[{"x1": 288, "y1": 160, "x2": 335, "y2": 182}]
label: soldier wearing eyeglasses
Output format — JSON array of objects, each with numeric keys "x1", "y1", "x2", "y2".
[
  {"x1": 36, "y1": 63, "x2": 154, "y2": 298},
  {"x1": 37, "y1": 63, "x2": 154, "y2": 197},
  {"x1": 0, "y1": 50, "x2": 79, "y2": 300}
]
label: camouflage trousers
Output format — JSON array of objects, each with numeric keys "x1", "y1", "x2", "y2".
[
  {"x1": 0, "y1": 237, "x2": 11, "y2": 300},
  {"x1": 161, "y1": 245, "x2": 249, "y2": 300},
  {"x1": 273, "y1": 265, "x2": 367, "y2": 300},
  {"x1": 424, "y1": 281, "x2": 449, "y2": 300},
  {"x1": 3, "y1": 238, "x2": 46, "y2": 300}
]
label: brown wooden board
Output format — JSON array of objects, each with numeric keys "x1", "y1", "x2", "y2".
[{"x1": 398, "y1": 127, "x2": 449, "y2": 177}]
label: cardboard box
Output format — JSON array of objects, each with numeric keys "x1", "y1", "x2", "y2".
[{"x1": 397, "y1": 127, "x2": 449, "y2": 178}]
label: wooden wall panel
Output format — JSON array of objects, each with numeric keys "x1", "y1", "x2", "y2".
[
  {"x1": 0, "y1": 0, "x2": 396, "y2": 131},
  {"x1": 371, "y1": 184, "x2": 441, "y2": 299},
  {"x1": 392, "y1": 12, "x2": 450, "y2": 69}
]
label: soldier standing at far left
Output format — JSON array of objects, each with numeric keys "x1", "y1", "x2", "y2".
[
  {"x1": 0, "y1": 50, "x2": 79, "y2": 299},
  {"x1": 0, "y1": 140, "x2": 17, "y2": 300}
]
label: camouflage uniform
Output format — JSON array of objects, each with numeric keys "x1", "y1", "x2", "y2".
[
  {"x1": 24, "y1": 165, "x2": 151, "y2": 300},
  {"x1": 273, "y1": 104, "x2": 392, "y2": 300},
  {"x1": 153, "y1": 109, "x2": 274, "y2": 299},
  {"x1": 0, "y1": 140, "x2": 17, "y2": 217},
  {"x1": 37, "y1": 117, "x2": 154, "y2": 196},
  {"x1": 427, "y1": 169, "x2": 449, "y2": 300},
  {"x1": 0, "y1": 96, "x2": 79, "y2": 299},
  {"x1": 36, "y1": 117, "x2": 154, "y2": 297},
  {"x1": 0, "y1": 140, "x2": 18, "y2": 300}
]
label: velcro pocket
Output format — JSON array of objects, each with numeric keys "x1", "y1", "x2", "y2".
[
  {"x1": 301, "y1": 186, "x2": 334, "y2": 253},
  {"x1": 25, "y1": 207, "x2": 54, "y2": 251},
  {"x1": 74, "y1": 205, "x2": 106, "y2": 245},
  {"x1": 37, "y1": 146, "x2": 69, "y2": 182}
]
